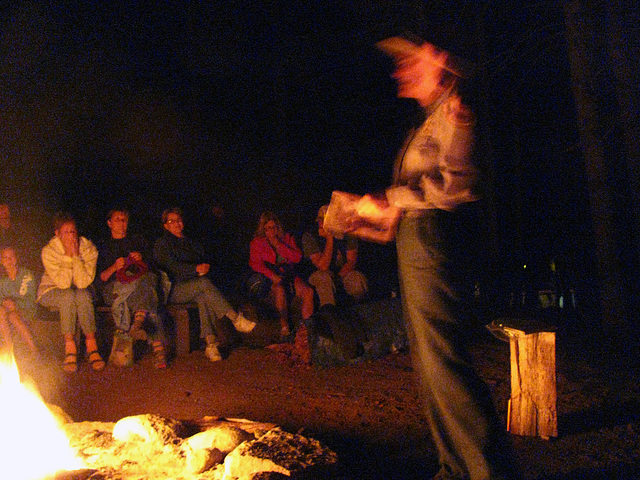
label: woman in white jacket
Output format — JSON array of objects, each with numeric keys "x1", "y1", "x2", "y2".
[{"x1": 37, "y1": 212, "x2": 104, "y2": 372}]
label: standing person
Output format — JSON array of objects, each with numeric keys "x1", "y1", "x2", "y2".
[
  {"x1": 153, "y1": 207, "x2": 256, "y2": 362},
  {"x1": 97, "y1": 209, "x2": 167, "y2": 368},
  {"x1": 302, "y1": 204, "x2": 368, "y2": 309},
  {"x1": 354, "y1": 36, "x2": 520, "y2": 480},
  {"x1": 37, "y1": 212, "x2": 105, "y2": 372},
  {"x1": 248, "y1": 211, "x2": 314, "y2": 338},
  {"x1": 0, "y1": 246, "x2": 37, "y2": 352}
]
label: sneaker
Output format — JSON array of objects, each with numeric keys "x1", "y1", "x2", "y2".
[
  {"x1": 232, "y1": 312, "x2": 256, "y2": 333},
  {"x1": 205, "y1": 343, "x2": 223, "y2": 362}
]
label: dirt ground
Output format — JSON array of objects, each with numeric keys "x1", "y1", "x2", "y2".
[{"x1": 13, "y1": 313, "x2": 640, "y2": 480}]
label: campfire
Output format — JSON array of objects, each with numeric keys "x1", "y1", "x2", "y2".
[
  {"x1": 0, "y1": 348, "x2": 84, "y2": 480},
  {"x1": 0, "y1": 349, "x2": 338, "y2": 480}
]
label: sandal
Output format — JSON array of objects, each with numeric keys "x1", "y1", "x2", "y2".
[
  {"x1": 87, "y1": 350, "x2": 106, "y2": 371},
  {"x1": 63, "y1": 352, "x2": 77, "y2": 373},
  {"x1": 152, "y1": 342, "x2": 167, "y2": 369}
]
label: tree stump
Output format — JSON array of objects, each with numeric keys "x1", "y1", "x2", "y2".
[{"x1": 502, "y1": 324, "x2": 558, "y2": 439}]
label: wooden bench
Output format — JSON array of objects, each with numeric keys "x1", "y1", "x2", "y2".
[
  {"x1": 96, "y1": 303, "x2": 199, "y2": 358},
  {"x1": 32, "y1": 295, "x2": 200, "y2": 360}
]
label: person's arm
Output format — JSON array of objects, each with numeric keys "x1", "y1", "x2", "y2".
[
  {"x1": 153, "y1": 236, "x2": 199, "y2": 281},
  {"x1": 310, "y1": 234, "x2": 333, "y2": 272},
  {"x1": 72, "y1": 237, "x2": 98, "y2": 289},
  {"x1": 41, "y1": 239, "x2": 74, "y2": 289},
  {"x1": 272, "y1": 233, "x2": 303, "y2": 264},
  {"x1": 338, "y1": 244, "x2": 358, "y2": 277},
  {"x1": 99, "y1": 257, "x2": 126, "y2": 282},
  {"x1": 249, "y1": 238, "x2": 280, "y2": 282}
]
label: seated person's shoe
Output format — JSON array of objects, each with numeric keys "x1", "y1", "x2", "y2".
[
  {"x1": 232, "y1": 312, "x2": 256, "y2": 333},
  {"x1": 87, "y1": 350, "x2": 106, "y2": 371},
  {"x1": 205, "y1": 343, "x2": 223, "y2": 362},
  {"x1": 152, "y1": 341, "x2": 167, "y2": 369},
  {"x1": 63, "y1": 352, "x2": 77, "y2": 373}
]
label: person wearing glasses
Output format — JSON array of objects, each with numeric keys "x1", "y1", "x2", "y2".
[
  {"x1": 153, "y1": 207, "x2": 255, "y2": 362},
  {"x1": 248, "y1": 211, "x2": 314, "y2": 338}
]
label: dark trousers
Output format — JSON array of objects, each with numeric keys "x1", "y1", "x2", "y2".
[{"x1": 396, "y1": 208, "x2": 520, "y2": 480}]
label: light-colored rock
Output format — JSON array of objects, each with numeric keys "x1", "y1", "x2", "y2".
[
  {"x1": 112, "y1": 414, "x2": 185, "y2": 448},
  {"x1": 184, "y1": 445, "x2": 225, "y2": 473},
  {"x1": 185, "y1": 425, "x2": 255, "y2": 454},
  {"x1": 223, "y1": 428, "x2": 338, "y2": 480}
]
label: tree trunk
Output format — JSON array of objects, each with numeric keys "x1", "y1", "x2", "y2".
[{"x1": 563, "y1": 1, "x2": 634, "y2": 344}]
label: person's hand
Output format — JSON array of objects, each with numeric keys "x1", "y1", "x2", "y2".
[
  {"x1": 196, "y1": 263, "x2": 210, "y2": 276},
  {"x1": 129, "y1": 251, "x2": 143, "y2": 262},
  {"x1": 1, "y1": 298, "x2": 17, "y2": 311},
  {"x1": 61, "y1": 235, "x2": 79, "y2": 257},
  {"x1": 113, "y1": 257, "x2": 127, "y2": 271},
  {"x1": 354, "y1": 194, "x2": 390, "y2": 221},
  {"x1": 318, "y1": 224, "x2": 332, "y2": 239}
]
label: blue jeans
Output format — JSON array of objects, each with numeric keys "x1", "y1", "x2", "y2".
[
  {"x1": 103, "y1": 272, "x2": 165, "y2": 341},
  {"x1": 396, "y1": 209, "x2": 519, "y2": 480},
  {"x1": 169, "y1": 276, "x2": 232, "y2": 341},
  {"x1": 39, "y1": 287, "x2": 95, "y2": 336}
]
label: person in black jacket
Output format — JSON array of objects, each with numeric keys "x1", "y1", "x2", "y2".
[{"x1": 153, "y1": 207, "x2": 255, "y2": 362}]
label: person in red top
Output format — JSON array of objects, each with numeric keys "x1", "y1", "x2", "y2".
[{"x1": 248, "y1": 211, "x2": 314, "y2": 338}]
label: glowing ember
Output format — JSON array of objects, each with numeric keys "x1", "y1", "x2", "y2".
[{"x1": 0, "y1": 349, "x2": 84, "y2": 480}]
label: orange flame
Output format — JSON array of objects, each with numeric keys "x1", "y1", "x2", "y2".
[{"x1": 0, "y1": 348, "x2": 84, "y2": 480}]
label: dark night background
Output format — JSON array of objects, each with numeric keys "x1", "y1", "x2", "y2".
[{"x1": 1, "y1": 1, "x2": 636, "y2": 329}]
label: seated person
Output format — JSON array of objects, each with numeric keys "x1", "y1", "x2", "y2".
[
  {"x1": 248, "y1": 211, "x2": 314, "y2": 338},
  {"x1": 302, "y1": 205, "x2": 369, "y2": 310},
  {"x1": 37, "y1": 212, "x2": 105, "y2": 372},
  {"x1": 0, "y1": 246, "x2": 37, "y2": 352},
  {"x1": 97, "y1": 208, "x2": 166, "y2": 368},
  {"x1": 153, "y1": 207, "x2": 255, "y2": 362},
  {"x1": 0, "y1": 203, "x2": 41, "y2": 274}
]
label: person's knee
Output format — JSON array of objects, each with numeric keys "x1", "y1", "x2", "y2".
[
  {"x1": 75, "y1": 288, "x2": 94, "y2": 307},
  {"x1": 309, "y1": 270, "x2": 334, "y2": 289},
  {"x1": 343, "y1": 271, "x2": 368, "y2": 300}
]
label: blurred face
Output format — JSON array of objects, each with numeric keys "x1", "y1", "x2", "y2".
[
  {"x1": 107, "y1": 211, "x2": 129, "y2": 239},
  {"x1": 392, "y1": 43, "x2": 449, "y2": 107},
  {"x1": 55, "y1": 221, "x2": 78, "y2": 243},
  {"x1": 0, "y1": 204, "x2": 10, "y2": 230},
  {"x1": 264, "y1": 220, "x2": 278, "y2": 240},
  {"x1": 164, "y1": 212, "x2": 184, "y2": 238},
  {"x1": 0, "y1": 247, "x2": 17, "y2": 272}
]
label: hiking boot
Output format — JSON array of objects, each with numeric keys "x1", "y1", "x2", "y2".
[
  {"x1": 205, "y1": 343, "x2": 223, "y2": 362},
  {"x1": 232, "y1": 312, "x2": 256, "y2": 333}
]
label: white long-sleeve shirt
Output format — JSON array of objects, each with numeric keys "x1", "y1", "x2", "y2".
[{"x1": 36, "y1": 236, "x2": 98, "y2": 300}]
